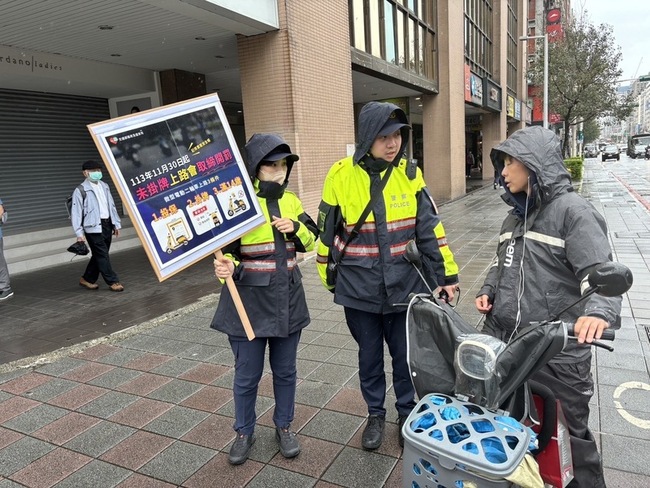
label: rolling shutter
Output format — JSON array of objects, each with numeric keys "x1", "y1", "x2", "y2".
[{"x1": 0, "y1": 88, "x2": 120, "y2": 232}]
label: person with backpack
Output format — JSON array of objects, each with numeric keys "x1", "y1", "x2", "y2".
[
  {"x1": 316, "y1": 101, "x2": 460, "y2": 450},
  {"x1": 0, "y1": 196, "x2": 13, "y2": 302},
  {"x1": 71, "y1": 160, "x2": 124, "y2": 292}
]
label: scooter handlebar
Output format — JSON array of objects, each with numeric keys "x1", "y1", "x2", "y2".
[{"x1": 564, "y1": 322, "x2": 615, "y2": 341}]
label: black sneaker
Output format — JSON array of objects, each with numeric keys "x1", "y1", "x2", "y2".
[
  {"x1": 398, "y1": 415, "x2": 408, "y2": 447},
  {"x1": 275, "y1": 426, "x2": 300, "y2": 458},
  {"x1": 228, "y1": 433, "x2": 255, "y2": 465},
  {"x1": 361, "y1": 415, "x2": 385, "y2": 450},
  {"x1": 0, "y1": 289, "x2": 14, "y2": 301}
]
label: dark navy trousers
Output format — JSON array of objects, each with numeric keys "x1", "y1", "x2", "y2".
[
  {"x1": 344, "y1": 308, "x2": 416, "y2": 418},
  {"x1": 228, "y1": 330, "x2": 301, "y2": 435}
]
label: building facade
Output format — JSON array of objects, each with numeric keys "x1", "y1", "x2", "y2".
[{"x1": 0, "y1": 0, "x2": 528, "y2": 273}]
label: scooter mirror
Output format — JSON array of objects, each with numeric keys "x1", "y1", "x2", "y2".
[
  {"x1": 587, "y1": 262, "x2": 633, "y2": 297},
  {"x1": 405, "y1": 240, "x2": 422, "y2": 268}
]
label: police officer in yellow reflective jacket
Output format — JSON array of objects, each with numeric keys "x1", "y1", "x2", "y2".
[
  {"x1": 316, "y1": 101, "x2": 460, "y2": 450},
  {"x1": 211, "y1": 133, "x2": 318, "y2": 465}
]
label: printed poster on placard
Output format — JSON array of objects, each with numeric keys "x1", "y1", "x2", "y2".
[{"x1": 87, "y1": 94, "x2": 265, "y2": 281}]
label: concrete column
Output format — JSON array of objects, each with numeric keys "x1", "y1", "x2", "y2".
[
  {"x1": 236, "y1": 0, "x2": 354, "y2": 217},
  {"x1": 422, "y1": 0, "x2": 466, "y2": 203},
  {"x1": 481, "y1": 0, "x2": 509, "y2": 178},
  {"x1": 159, "y1": 69, "x2": 206, "y2": 104}
]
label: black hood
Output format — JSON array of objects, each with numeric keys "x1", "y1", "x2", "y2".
[
  {"x1": 353, "y1": 101, "x2": 410, "y2": 166},
  {"x1": 243, "y1": 133, "x2": 299, "y2": 181}
]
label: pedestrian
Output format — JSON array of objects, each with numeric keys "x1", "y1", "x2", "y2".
[
  {"x1": 71, "y1": 160, "x2": 124, "y2": 292},
  {"x1": 211, "y1": 133, "x2": 318, "y2": 465},
  {"x1": 316, "y1": 101, "x2": 460, "y2": 450},
  {"x1": 0, "y1": 197, "x2": 13, "y2": 302},
  {"x1": 465, "y1": 148, "x2": 475, "y2": 178},
  {"x1": 475, "y1": 126, "x2": 621, "y2": 488}
]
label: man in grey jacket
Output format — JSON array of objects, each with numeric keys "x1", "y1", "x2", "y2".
[
  {"x1": 475, "y1": 126, "x2": 620, "y2": 488},
  {"x1": 71, "y1": 160, "x2": 124, "y2": 292}
]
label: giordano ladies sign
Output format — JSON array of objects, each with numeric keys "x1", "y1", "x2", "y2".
[{"x1": 0, "y1": 50, "x2": 63, "y2": 73}]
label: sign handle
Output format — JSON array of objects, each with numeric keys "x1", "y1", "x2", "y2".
[{"x1": 214, "y1": 249, "x2": 256, "y2": 341}]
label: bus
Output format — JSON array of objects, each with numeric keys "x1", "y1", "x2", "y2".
[{"x1": 628, "y1": 133, "x2": 650, "y2": 158}]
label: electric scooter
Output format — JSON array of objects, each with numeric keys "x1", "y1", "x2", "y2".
[{"x1": 401, "y1": 240, "x2": 632, "y2": 488}]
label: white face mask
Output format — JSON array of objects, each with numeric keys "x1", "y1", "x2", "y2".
[{"x1": 258, "y1": 164, "x2": 287, "y2": 184}]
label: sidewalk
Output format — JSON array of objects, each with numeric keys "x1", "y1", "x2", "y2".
[{"x1": 1, "y1": 160, "x2": 649, "y2": 487}]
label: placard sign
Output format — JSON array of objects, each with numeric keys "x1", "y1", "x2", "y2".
[{"x1": 87, "y1": 94, "x2": 265, "y2": 281}]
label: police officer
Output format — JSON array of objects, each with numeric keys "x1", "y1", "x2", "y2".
[
  {"x1": 316, "y1": 101, "x2": 460, "y2": 449},
  {"x1": 211, "y1": 133, "x2": 318, "y2": 465}
]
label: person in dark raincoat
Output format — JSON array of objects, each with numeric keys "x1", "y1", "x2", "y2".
[
  {"x1": 211, "y1": 133, "x2": 318, "y2": 465},
  {"x1": 476, "y1": 126, "x2": 622, "y2": 488}
]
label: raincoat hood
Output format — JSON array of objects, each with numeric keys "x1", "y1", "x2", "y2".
[
  {"x1": 353, "y1": 101, "x2": 410, "y2": 168},
  {"x1": 491, "y1": 126, "x2": 572, "y2": 215},
  {"x1": 243, "y1": 133, "x2": 299, "y2": 181}
]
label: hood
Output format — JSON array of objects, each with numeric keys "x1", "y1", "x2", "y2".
[
  {"x1": 243, "y1": 133, "x2": 299, "y2": 181},
  {"x1": 490, "y1": 126, "x2": 572, "y2": 210},
  {"x1": 353, "y1": 101, "x2": 410, "y2": 165}
]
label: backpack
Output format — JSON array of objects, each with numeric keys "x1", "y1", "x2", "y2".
[{"x1": 65, "y1": 185, "x2": 86, "y2": 219}]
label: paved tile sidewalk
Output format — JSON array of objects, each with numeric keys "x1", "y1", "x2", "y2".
[{"x1": 1, "y1": 160, "x2": 649, "y2": 487}]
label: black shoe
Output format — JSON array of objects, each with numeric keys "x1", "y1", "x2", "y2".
[
  {"x1": 229, "y1": 433, "x2": 255, "y2": 465},
  {"x1": 0, "y1": 289, "x2": 14, "y2": 301},
  {"x1": 361, "y1": 415, "x2": 385, "y2": 450},
  {"x1": 398, "y1": 415, "x2": 408, "y2": 447},
  {"x1": 276, "y1": 426, "x2": 300, "y2": 458}
]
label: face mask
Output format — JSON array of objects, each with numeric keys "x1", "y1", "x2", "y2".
[
  {"x1": 258, "y1": 166, "x2": 287, "y2": 184},
  {"x1": 88, "y1": 171, "x2": 103, "y2": 182}
]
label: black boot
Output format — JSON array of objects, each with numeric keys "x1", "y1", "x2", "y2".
[{"x1": 361, "y1": 415, "x2": 385, "y2": 450}]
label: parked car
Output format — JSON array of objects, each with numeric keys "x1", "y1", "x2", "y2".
[
  {"x1": 583, "y1": 144, "x2": 598, "y2": 158},
  {"x1": 602, "y1": 144, "x2": 620, "y2": 161},
  {"x1": 633, "y1": 144, "x2": 647, "y2": 159}
]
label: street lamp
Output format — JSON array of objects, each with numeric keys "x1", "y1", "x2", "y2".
[{"x1": 520, "y1": 33, "x2": 549, "y2": 129}]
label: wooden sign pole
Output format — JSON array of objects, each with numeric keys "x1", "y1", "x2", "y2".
[{"x1": 215, "y1": 249, "x2": 256, "y2": 341}]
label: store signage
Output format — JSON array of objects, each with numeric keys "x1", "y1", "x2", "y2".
[
  {"x1": 483, "y1": 79, "x2": 502, "y2": 112},
  {"x1": 506, "y1": 95, "x2": 515, "y2": 118},
  {"x1": 0, "y1": 50, "x2": 63, "y2": 73},
  {"x1": 514, "y1": 99, "x2": 522, "y2": 121},
  {"x1": 88, "y1": 94, "x2": 265, "y2": 281}
]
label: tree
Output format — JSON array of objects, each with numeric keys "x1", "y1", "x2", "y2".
[
  {"x1": 583, "y1": 119, "x2": 600, "y2": 144},
  {"x1": 529, "y1": 14, "x2": 634, "y2": 156}
]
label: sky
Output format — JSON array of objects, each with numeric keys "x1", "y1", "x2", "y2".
[{"x1": 576, "y1": 0, "x2": 650, "y2": 83}]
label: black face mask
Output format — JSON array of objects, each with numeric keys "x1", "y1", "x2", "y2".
[
  {"x1": 361, "y1": 155, "x2": 390, "y2": 174},
  {"x1": 257, "y1": 180, "x2": 287, "y2": 200}
]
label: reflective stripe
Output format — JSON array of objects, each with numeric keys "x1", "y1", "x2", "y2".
[
  {"x1": 241, "y1": 242, "x2": 274, "y2": 254},
  {"x1": 499, "y1": 232, "x2": 513, "y2": 243},
  {"x1": 499, "y1": 231, "x2": 565, "y2": 248},
  {"x1": 244, "y1": 258, "x2": 297, "y2": 272},
  {"x1": 525, "y1": 231, "x2": 565, "y2": 248},
  {"x1": 390, "y1": 241, "x2": 408, "y2": 256},
  {"x1": 387, "y1": 217, "x2": 416, "y2": 232},
  {"x1": 344, "y1": 222, "x2": 376, "y2": 233},
  {"x1": 580, "y1": 275, "x2": 591, "y2": 295},
  {"x1": 244, "y1": 260, "x2": 276, "y2": 271},
  {"x1": 316, "y1": 253, "x2": 328, "y2": 264},
  {"x1": 437, "y1": 236, "x2": 448, "y2": 247},
  {"x1": 241, "y1": 241, "x2": 296, "y2": 256}
]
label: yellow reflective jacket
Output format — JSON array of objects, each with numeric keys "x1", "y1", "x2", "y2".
[
  {"x1": 211, "y1": 186, "x2": 317, "y2": 337},
  {"x1": 316, "y1": 156, "x2": 458, "y2": 314}
]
